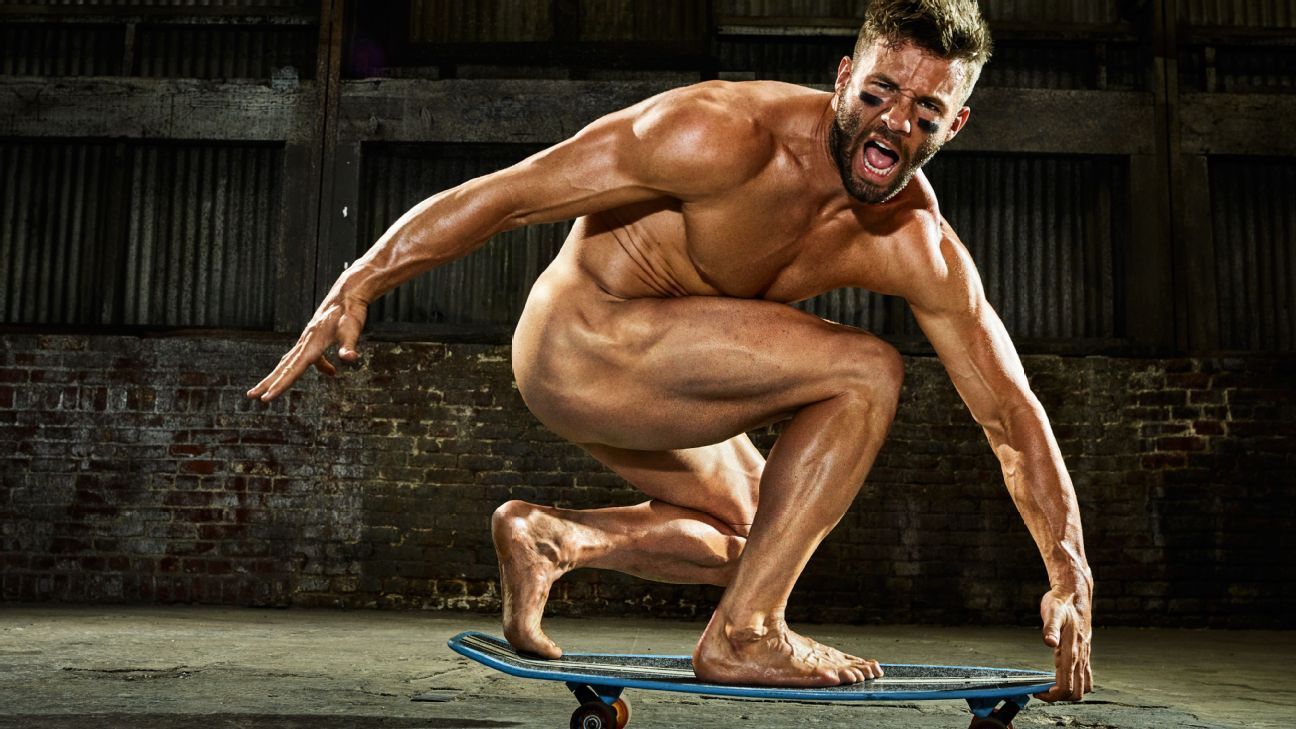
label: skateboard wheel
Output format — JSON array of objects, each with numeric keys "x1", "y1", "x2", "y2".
[
  {"x1": 612, "y1": 696, "x2": 632, "y2": 729},
  {"x1": 570, "y1": 701, "x2": 618, "y2": 729}
]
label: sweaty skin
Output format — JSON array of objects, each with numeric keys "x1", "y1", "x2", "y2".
[{"x1": 248, "y1": 40, "x2": 1094, "y2": 699}]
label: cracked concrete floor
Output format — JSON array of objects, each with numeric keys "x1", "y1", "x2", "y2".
[{"x1": 1, "y1": 606, "x2": 1292, "y2": 729}]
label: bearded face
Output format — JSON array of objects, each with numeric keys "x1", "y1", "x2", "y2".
[
  {"x1": 829, "y1": 41, "x2": 972, "y2": 204},
  {"x1": 829, "y1": 98, "x2": 943, "y2": 204}
]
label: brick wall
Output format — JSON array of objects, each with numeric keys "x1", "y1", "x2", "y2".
[{"x1": 1, "y1": 333, "x2": 1292, "y2": 627}]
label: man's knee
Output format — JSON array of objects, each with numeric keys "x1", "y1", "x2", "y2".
[{"x1": 832, "y1": 333, "x2": 905, "y2": 416}]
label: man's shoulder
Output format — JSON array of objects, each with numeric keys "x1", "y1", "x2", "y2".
[
  {"x1": 627, "y1": 81, "x2": 802, "y2": 193},
  {"x1": 883, "y1": 174, "x2": 980, "y2": 310}
]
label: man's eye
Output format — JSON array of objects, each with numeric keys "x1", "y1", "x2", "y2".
[{"x1": 861, "y1": 92, "x2": 883, "y2": 106}]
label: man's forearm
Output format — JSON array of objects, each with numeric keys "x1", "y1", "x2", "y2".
[
  {"x1": 339, "y1": 177, "x2": 514, "y2": 304},
  {"x1": 986, "y1": 402, "x2": 1091, "y2": 590}
]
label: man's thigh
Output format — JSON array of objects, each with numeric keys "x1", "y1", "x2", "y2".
[
  {"x1": 517, "y1": 292, "x2": 894, "y2": 451},
  {"x1": 583, "y1": 436, "x2": 763, "y2": 532}
]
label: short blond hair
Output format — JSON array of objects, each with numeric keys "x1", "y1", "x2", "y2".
[{"x1": 853, "y1": 0, "x2": 993, "y2": 100}]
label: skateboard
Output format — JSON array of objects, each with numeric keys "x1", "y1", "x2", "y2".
[{"x1": 448, "y1": 631, "x2": 1054, "y2": 729}]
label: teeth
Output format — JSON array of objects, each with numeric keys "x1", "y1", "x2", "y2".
[{"x1": 862, "y1": 151, "x2": 897, "y2": 177}]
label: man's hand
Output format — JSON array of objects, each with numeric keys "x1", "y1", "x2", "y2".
[
  {"x1": 1035, "y1": 585, "x2": 1093, "y2": 702},
  {"x1": 246, "y1": 291, "x2": 369, "y2": 402}
]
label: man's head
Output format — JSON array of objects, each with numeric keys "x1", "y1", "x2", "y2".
[{"x1": 829, "y1": 0, "x2": 992, "y2": 204}]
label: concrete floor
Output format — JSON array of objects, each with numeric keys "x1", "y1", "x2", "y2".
[{"x1": 0, "y1": 607, "x2": 1292, "y2": 729}]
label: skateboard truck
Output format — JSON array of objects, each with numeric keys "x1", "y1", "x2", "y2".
[
  {"x1": 965, "y1": 695, "x2": 1028, "y2": 729},
  {"x1": 566, "y1": 682, "x2": 631, "y2": 729}
]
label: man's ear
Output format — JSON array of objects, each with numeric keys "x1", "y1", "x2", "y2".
[
  {"x1": 946, "y1": 106, "x2": 971, "y2": 142},
  {"x1": 832, "y1": 56, "x2": 853, "y2": 109}
]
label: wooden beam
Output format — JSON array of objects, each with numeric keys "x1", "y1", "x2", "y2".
[
  {"x1": 949, "y1": 88, "x2": 1158, "y2": 155},
  {"x1": 0, "y1": 7, "x2": 315, "y2": 24},
  {"x1": 337, "y1": 79, "x2": 1157, "y2": 155},
  {"x1": 335, "y1": 79, "x2": 678, "y2": 143},
  {"x1": 1179, "y1": 93, "x2": 1296, "y2": 156},
  {"x1": 0, "y1": 78, "x2": 317, "y2": 142}
]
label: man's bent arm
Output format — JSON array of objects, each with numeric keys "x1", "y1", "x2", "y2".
[
  {"x1": 248, "y1": 83, "x2": 773, "y2": 400},
  {"x1": 908, "y1": 222, "x2": 1093, "y2": 701}
]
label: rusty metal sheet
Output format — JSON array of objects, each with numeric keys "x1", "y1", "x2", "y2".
[
  {"x1": 1209, "y1": 157, "x2": 1296, "y2": 352},
  {"x1": 358, "y1": 143, "x2": 570, "y2": 327}
]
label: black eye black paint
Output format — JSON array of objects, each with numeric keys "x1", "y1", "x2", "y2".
[
  {"x1": 860, "y1": 92, "x2": 883, "y2": 107},
  {"x1": 917, "y1": 119, "x2": 940, "y2": 134}
]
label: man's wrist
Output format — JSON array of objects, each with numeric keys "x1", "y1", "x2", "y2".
[{"x1": 1049, "y1": 563, "x2": 1093, "y2": 596}]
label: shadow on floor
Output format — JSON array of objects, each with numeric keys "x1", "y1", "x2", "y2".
[{"x1": 0, "y1": 716, "x2": 519, "y2": 729}]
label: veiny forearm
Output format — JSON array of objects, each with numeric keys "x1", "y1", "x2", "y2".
[
  {"x1": 985, "y1": 402, "x2": 1091, "y2": 591},
  {"x1": 337, "y1": 176, "x2": 516, "y2": 303}
]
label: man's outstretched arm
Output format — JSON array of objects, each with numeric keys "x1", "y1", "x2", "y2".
[
  {"x1": 246, "y1": 83, "x2": 773, "y2": 401},
  {"x1": 908, "y1": 220, "x2": 1093, "y2": 702}
]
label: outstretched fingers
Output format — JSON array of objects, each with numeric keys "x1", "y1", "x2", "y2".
[{"x1": 246, "y1": 296, "x2": 368, "y2": 402}]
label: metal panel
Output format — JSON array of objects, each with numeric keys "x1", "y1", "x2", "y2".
[
  {"x1": 979, "y1": 0, "x2": 1121, "y2": 25},
  {"x1": 799, "y1": 154, "x2": 1125, "y2": 340},
  {"x1": 579, "y1": 0, "x2": 707, "y2": 42},
  {"x1": 716, "y1": 0, "x2": 1122, "y2": 25},
  {"x1": 1209, "y1": 157, "x2": 1296, "y2": 352},
  {"x1": 4, "y1": 0, "x2": 311, "y2": 8},
  {"x1": 123, "y1": 142, "x2": 282, "y2": 328},
  {"x1": 1178, "y1": 0, "x2": 1296, "y2": 28},
  {"x1": 134, "y1": 24, "x2": 316, "y2": 79},
  {"x1": 925, "y1": 154, "x2": 1124, "y2": 340},
  {"x1": 0, "y1": 23, "x2": 123, "y2": 76},
  {"x1": 717, "y1": 36, "x2": 844, "y2": 83},
  {"x1": 358, "y1": 144, "x2": 570, "y2": 327},
  {"x1": 978, "y1": 40, "x2": 1143, "y2": 90},
  {"x1": 0, "y1": 140, "x2": 116, "y2": 325},
  {"x1": 1179, "y1": 45, "x2": 1296, "y2": 94},
  {"x1": 408, "y1": 0, "x2": 552, "y2": 43},
  {"x1": 714, "y1": 0, "x2": 869, "y2": 18}
]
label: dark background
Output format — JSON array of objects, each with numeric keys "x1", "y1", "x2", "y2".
[{"x1": 0, "y1": 0, "x2": 1292, "y2": 627}]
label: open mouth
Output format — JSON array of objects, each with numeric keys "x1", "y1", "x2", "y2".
[{"x1": 860, "y1": 139, "x2": 900, "y2": 178}]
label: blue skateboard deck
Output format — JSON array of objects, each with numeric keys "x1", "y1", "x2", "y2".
[{"x1": 448, "y1": 631, "x2": 1053, "y2": 728}]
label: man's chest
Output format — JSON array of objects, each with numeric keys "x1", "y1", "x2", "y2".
[{"x1": 676, "y1": 199, "x2": 902, "y2": 302}]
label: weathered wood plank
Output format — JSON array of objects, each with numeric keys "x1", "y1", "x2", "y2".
[
  {"x1": 0, "y1": 78, "x2": 318, "y2": 142},
  {"x1": 336, "y1": 79, "x2": 676, "y2": 143},
  {"x1": 1179, "y1": 93, "x2": 1296, "y2": 156},
  {"x1": 950, "y1": 88, "x2": 1157, "y2": 155},
  {"x1": 338, "y1": 79, "x2": 1157, "y2": 155}
]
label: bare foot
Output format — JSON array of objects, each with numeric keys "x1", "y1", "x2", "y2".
[
  {"x1": 693, "y1": 610, "x2": 883, "y2": 687},
  {"x1": 491, "y1": 500, "x2": 573, "y2": 659}
]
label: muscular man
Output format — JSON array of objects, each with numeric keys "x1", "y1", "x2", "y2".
[{"x1": 248, "y1": 0, "x2": 1092, "y2": 699}]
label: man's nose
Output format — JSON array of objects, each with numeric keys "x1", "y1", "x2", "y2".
[{"x1": 882, "y1": 98, "x2": 913, "y2": 135}]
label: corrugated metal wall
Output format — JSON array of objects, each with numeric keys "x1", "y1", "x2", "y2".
[
  {"x1": 0, "y1": 141, "x2": 116, "y2": 326},
  {"x1": 1177, "y1": 0, "x2": 1296, "y2": 27},
  {"x1": 123, "y1": 143, "x2": 282, "y2": 328},
  {"x1": 409, "y1": 0, "x2": 553, "y2": 43},
  {"x1": 1209, "y1": 158, "x2": 1296, "y2": 352},
  {"x1": 4, "y1": 0, "x2": 311, "y2": 8},
  {"x1": 796, "y1": 155, "x2": 1124, "y2": 341},
  {"x1": 359, "y1": 144, "x2": 570, "y2": 327},
  {"x1": 718, "y1": 37, "x2": 843, "y2": 84},
  {"x1": 0, "y1": 24, "x2": 124, "y2": 76},
  {"x1": 926, "y1": 154, "x2": 1122, "y2": 340},
  {"x1": 579, "y1": 0, "x2": 707, "y2": 42},
  {"x1": 715, "y1": 0, "x2": 1123, "y2": 24},
  {"x1": 979, "y1": 0, "x2": 1122, "y2": 25},
  {"x1": 134, "y1": 24, "x2": 316, "y2": 78},
  {"x1": 0, "y1": 140, "x2": 281, "y2": 328}
]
